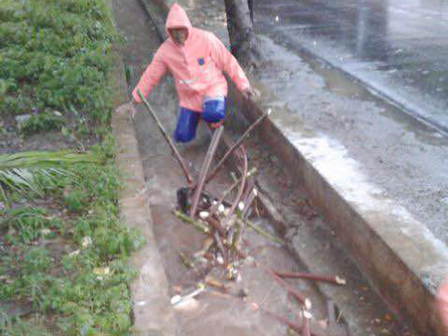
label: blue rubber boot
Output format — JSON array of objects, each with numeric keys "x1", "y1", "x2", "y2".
[{"x1": 174, "y1": 107, "x2": 200, "y2": 143}]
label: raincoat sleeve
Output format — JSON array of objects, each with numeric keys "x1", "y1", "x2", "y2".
[
  {"x1": 132, "y1": 48, "x2": 167, "y2": 103},
  {"x1": 208, "y1": 33, "x2": 250, "y2": 92}
]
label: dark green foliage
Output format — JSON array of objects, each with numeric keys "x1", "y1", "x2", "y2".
[
  {"x1": 20, "y1": 112, "x2": 65, "y2": 135},
  {"x1": 0, "y1": 0, "x2": 119, "y2": 129},
  {"x1": 0, "y1": 1, "x2": 142, "y2": 335}
]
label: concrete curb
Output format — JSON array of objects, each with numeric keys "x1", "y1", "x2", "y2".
[
  {"x1": 142, "y1": 1, "x2": 448, "y2": 335},
  {"x1": 234, "y1": 93, "x2": 448, "y2": 336},
  {"x1": 110, "y1": 7, "x2": 178, "y2": 336}
]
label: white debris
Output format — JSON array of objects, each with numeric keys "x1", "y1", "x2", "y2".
[
  {"x1": 275, "y1": 15, "x2": 279, "y2": 22},
  {"x1": 173, "y1": 297, "x2": 200, "y2": 311},
  {"x1": 69, "y1": 250, "x2": 80, "y2": 257},
  {"x1": 250, "y1": 302, "x2": 259, "y2": 310},
  {"x1": 170, "y1": 295, "x2": 182, "y2": 305},
  {"x1": 40, "y1": 228, "x2": 52, "y2": 236},
  {"x1": 199, "y1": 211, "x2": 209, "y2": 219},
  {"x1": 93, "y1": 267, "x2": 110, "y2": 276},
  {"x1": 81, "y1": 236, "x2": 92, "y2": 248},
  {"x1": 53, "y1": 111, "x2": 62, "y2": 117},
  {"x1": 335, "y1": 276, "x2": 346, "y2": 285},
  {"x1": 170, "y1": 283, "x2": 205, "y2": 307},
  {"x1": 218, "y1": 204, "x2": 225, "y2": 213},
  {"x1": 217, "y1": 254, "x2": 224, "y2": 265},
  {"x1": 304, "y1": 299, "x2": 312, "y2": 311},
  {"x1": 303, "y1": 310, "x2": 313, "y2": 319},
  {"x1": 238, "y1": 202, "x2": 245, "y2": 211}
]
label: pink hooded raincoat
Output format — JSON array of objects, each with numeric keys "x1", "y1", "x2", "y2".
[{"x1": 132, "y1": 3, "x2": 250, "y2": 112}]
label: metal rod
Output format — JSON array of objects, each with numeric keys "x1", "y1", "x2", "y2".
[
  {"x1": 190, "y1": 126, "x2": 224, "y2": 217},
  {"x1": 204, "y1": 108, "x2": 271, "y2": 185},
  {"x1": 137, "y1": 89, "x2": 194, "y2": 184}
]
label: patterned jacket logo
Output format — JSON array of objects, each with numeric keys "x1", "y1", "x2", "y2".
[{"x1": 198, "y1": 58, "x2": 205, "y2": 65}]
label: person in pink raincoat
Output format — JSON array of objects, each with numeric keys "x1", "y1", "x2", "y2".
[{"x1": 122, "y1": 3, "x2": 256, "y2": 142}]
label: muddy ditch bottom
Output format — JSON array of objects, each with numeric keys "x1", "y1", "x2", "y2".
[{"x1": 132, "y1": 101, "x2": 413, "y2": 336}]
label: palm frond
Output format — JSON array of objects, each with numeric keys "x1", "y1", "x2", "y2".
[
  {"x1": 0, "y1": 150, "x2": 99, "y2": 170},
  {"x1": 0, "y1": 150, "x2": 99, "y2": 205}
]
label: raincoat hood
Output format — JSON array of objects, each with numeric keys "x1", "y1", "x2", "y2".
[{"x1": 165, "y1": 3, "x2": 192, "y2": 42}]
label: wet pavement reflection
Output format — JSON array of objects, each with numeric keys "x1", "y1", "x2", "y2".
[{"x1": 254, "y1": 0, "x2": 448, "y2": 132}]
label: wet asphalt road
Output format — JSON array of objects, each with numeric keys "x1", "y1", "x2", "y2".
[{"x1": 253, "y1": 0, "x2": 448, "y2": 134}]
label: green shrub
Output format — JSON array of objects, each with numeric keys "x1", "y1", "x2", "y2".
[{"x1": 20, "y1": 112, "x2": 65, "y2": 135}]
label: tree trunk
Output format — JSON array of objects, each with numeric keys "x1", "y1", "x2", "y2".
[{"x1": 224, "y1": 0, "x2": 262, "y2": 69}]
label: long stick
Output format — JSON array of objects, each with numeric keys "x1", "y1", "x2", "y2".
[
  {"x1": 274, "y1": 271, "x2": 346, "y2": 286},
  {"x1": 259, "y1": 308, "x2": 323, "y2": 336},
  {"x1": 224, "y1": 145, "x2": 248, "y2": 220},
  {"x1": 204, "y1": 108, "x2": 271, "y2": 185},
  {"x1": 137, "y1": 89, "x2": 194, "y2": 184},
  {"x1": 302, "y1": 310, "x2": 312, "y2": 336},
  {"x1": 173, "y1": 210, "x2": 209, "y2": 234},
  {"x1": 260, "y1": 308, "x2": 302, "y2": 333},
  {"x1": 190, "y1": 126, "x2": 224, "y2": 217},
  {"x1": 214, "y1": 231, "x2": 228, "y2": 266},
  {"x1": 265, "y1": 268, "x2": 311, "y2": 309},
  {"x1": 243, "y1": 219, "x2": 285, "y2": 245},
  {"x1": 241, "y1": 188, "x2": 257, "y2": 220},
  {"x1": 204, "y1": 216, "x2": 227, "y2": 237}
]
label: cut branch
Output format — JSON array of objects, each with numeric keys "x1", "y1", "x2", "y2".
[
  {"x1": 205, "y1": 109, "x2": 270, "y2": 185},
  {"x1": 190, "y1": 126, "x2": 224, "y2": 217},
  {"x1": 137, "y1": 89, "x2": 194, "y2": 184}
]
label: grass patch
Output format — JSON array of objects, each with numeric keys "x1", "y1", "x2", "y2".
[
  {"x1": 1, "y1": 144, "x2": 144, "y2": 335},
  {"x1": 0, "y1": 0, "x2": 121, "y2": 136},
  {"x1": 0, "y1": 0, "x2": 141, "y2": 335}
]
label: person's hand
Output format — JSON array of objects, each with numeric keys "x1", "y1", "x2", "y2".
[
  {"x1": 116, "y1": 101, "x2": 136, "y2": 119},
  {"x1": 242, "y1": 87, "x2": 259, "y2": 100}
]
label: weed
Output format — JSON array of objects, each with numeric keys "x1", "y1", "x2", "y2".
[
  {"x1": 2, "y1": 207, "x2": 62, "y2": 243},
  {"x1": 0, "y1": 313, "x2": 53, "y2": 336},
  {"x1": 20, "y1": 112, "x2": 65, "y2": 135}
]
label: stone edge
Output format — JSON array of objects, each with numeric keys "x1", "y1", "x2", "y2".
[{"x1": 109, "y1": 1, "x2": 178, "y2": 335}]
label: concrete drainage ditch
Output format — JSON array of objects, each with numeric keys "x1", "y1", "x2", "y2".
[{"x1": 111, "y1": 0, "x2": 436, "y2": 335}]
